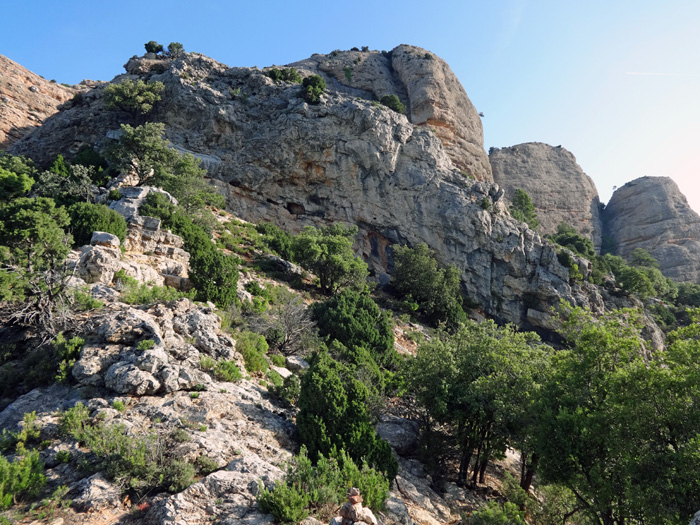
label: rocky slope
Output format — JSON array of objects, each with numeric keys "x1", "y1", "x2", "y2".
[
  {"x1": 490, "y1": 142, "x2": 603, "y2": 250},
  {"x1": 9, "y1": 48, "x2": 604, "y2": 332},
  {"x1": 0, "y1": 55, "x2": 81, "y2": 149},
  {"x1": 603, "y1": 176, "x2": 700, "y2": 283},
  {"x1": 0, "y1": 195, "x2": 500, "y2": 525}
]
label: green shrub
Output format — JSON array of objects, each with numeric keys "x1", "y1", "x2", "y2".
[
  {"x1": 165, "y1": 460, "x2": 194, "y2": 491},
  {"x1": 189, "y1": 392, "x2": 200, "y2": 399},
  {"x1": 108, "y1": 189, "x2": 123, "y2": 201},
  {"x1": 380, "y1": 94, "x2": 405, "y2": 114},
  {"x1": 266, "y1": 369, "x2": 283, "y2": 388},
  {"x1": 195, "y1": 455, "x2": 219, "y2": 475},
  {"x1": 0, "y1": 166, "x2": 34, "y2": 201},
  {"x1": 509, "y1": 188, "x2": 539, "y2": 230},
  {"x1": 0, "y1": 447, "x2": 46, "y2": 509},
  {"x1": 480, "y1": 196, "x2": 491, "y2": 210},
  {"x1": 297, "y1": 351, "x2": 397, "y2": 481},
  {"x1": 67, "y1": 202, "x2": 127, "y2": 247},
  {"x1": 114, "y1": 270, "x2": 194, "y2": 305},
  {"x1": 213, "y1": 360, "x2": 243, "y2": 382},
  {"x1": 312, "y1": 289, "x2": 395, "y2": 367},
  {"x1": 167, "y1": 42, "x2": 185, "y2": 59},
  {"x1": 267, "y1": 67, "x2": 302, "y2": 83},
  {"x1": 293, "y1": 224, "x2": 367, "y2": 295},
  {"x1": 104, "y1": 79, "x2": 164, "y2": 115},
  {"x1": 236, "y1": 331, "x2": 269, "y2": 373},
  {"x1": 391, "y1": 243, "x2": 466, "y2": 328},
  {"x1": 55, "y1": 450, "x2": 71, "y2": 464},
  {"x1": 273, "y1": 374, "x2": 301, "y2": 408},
  {"x1": 257, "y1": 446, "x2": 389, "y2": 523},
  {"x1": 256, "y1": 222, "x2": 294, "y2": 260},
  {"x1": 258, "y1": 479, "x2": 310, "y2": 524},
  {"x1": 468, "y1": 501, "x2": 525, "y2": 524},
  {"x1": 270, "y1": 354, "x2": 286, "y2": 367},
  {"x1": 199, "y1": 356, "x2": 216, "y2": 370},
  {"x1": 72, "y1": 289, "x2": 104, "y2": 312},
  {"x1": 53, "y1": 333, "x2": 85, "y2": 383},
  {"x1": 301, "y1": 75, "x2": 326, "y2": 104},
  {"x1": 137, "y1": 339, "x2": 155, "y2": 351},
  {"x1": 144, "y1": 41, "x2": 163, "y2": 54},
  {"x1": 112, "y1": 400, "x2": 126, "y2": 412},
  {"x1": 140, "y1": 193, "x2": 239, "y2": 308}
]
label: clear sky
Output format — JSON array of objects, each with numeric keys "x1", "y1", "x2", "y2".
[{"x1": 2, "y1": 1, "x2": 699, "y2": 212}]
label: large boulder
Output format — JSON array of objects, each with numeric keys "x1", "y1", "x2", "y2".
[
  {"x1": 490, "y1": 142, "x2": 603, "y2": 250},
  {"x1": 603, "y1": 176, "x2": 700, "y2": 283}
]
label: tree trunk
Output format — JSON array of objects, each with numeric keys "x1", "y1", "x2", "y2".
[
  {"x1": 520, "y1": 452, "x2": 539, "y2": 493},
  {"x1": 478, "y1": 456, "x2": 488, "y2": 484}
]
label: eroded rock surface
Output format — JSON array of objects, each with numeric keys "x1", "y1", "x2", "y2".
[
  {"x1": 604, "y1": 176, "x2": 700, "y2": 283},
  {"x1": 9, "y1": 49, "x2": 602, "y2": 331},
  {"x1": 490, "y1": 142, "x2": 603, "y2": 250},
  {"x1": 0, "y1": 54, "x2": 78, "y2": 148}
]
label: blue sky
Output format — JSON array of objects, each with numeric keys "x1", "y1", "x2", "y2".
[{"x1": 2, "y1": 0, "x2": 699, "y2": 212}]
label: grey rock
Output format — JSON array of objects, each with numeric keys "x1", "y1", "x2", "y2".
[
  {"x1": 270, "y1": 365, "x2": 292, "y2": 379},
  {"x1": 70, "y1": 473, "x2": 121, "y2": 512},
  {"x1": 490, "y1": 142, "x2": 603, "y2": 250},
  {"x1": 286, "y1": 356, "x2": 309, "y2": 371},
  {"x1": 104, "y1": 362, "x2": 161, "y2": 395},
  {"x1": 76, "y1": 245, "x2": 121, "y2": 284},
  {"x1": 376, "y1": 415, "x2": 420, "y2": 456},
  {"x1": 604, "y1": 176, "x2": 700, "y2": 283},
  {"x1": 90, "y1": 231, "x2": 121, "y2": 248},
  {"x1": 690, "y1": 510, "x2": 700, "y2": 525}
]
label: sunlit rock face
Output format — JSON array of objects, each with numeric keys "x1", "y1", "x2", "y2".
[
  {"x1": 604, "y1": 176, "x2": 700, "y2": 284},
  {"x1": 10, "y1": 47, "x2": 606, "y2": 331},
  {"x1": 490, "y1": 142, "x2": 603, "y2": 251}
]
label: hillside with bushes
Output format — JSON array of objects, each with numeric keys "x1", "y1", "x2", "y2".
[{"x1": 1, "y1": 42, "x2": 699, "y2": 525}]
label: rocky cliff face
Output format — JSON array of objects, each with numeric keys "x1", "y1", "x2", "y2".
[
  {"x1": 10, "y1": 48, "x2": 603, "y2": 332},
  {"x1": 490, "y1": 142, "x2": 603, "y2": 250},
  {"x1": 604, "y1": 176, "x2": 700, "y2": 283},
  {"x1": 0, "y1": 55, "x2": 80, "y2": 149}
]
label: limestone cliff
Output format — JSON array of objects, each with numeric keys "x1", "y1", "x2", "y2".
[
  {"x1": 604, "y1": 176, "x2": 700, "y2": 283},
  {"x1": 0, "y1": 55, "x2": 81, "y2": 149},
  {"x1": 490, "y1": 142, "x2": 603, "y2": 250},
  {"x1": 10, "y1": 48, "x2": 602, "y2": 331}
]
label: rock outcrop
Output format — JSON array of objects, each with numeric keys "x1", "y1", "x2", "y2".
[
  {"x1": 10, "y1": 49, "x2": 603, "y2": 331},
  {"x1": 603, "y1": 176, "x2": 700, "y2": 283},
  {"x1": 490, "y1": 142, "x2": 603, "y2": 250},
  {"x1": 0, "y1": 54, "x2": 79, "y2": 149}
]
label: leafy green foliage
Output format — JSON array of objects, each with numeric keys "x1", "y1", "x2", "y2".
[
  {"x1": 33, "y1": 164, "x2": 96, "y2": 206},
  {"x1": 408, "y1": 320, "x2": 550, "y2": 485},
  {"x1": 468, "y1": 502, "x2": 525, "y2": 524},
  {"x1": 59, "y1": 402, "x2": 195, "y2": 495},
  {"x1": 104, "y1": 79, "x2": 164, "y2": 115},
  {"x1": 106, "y1": 122, "x2": 177, "y2": 185},
  {"x1": 293, "y1": 224, "x2": 367, "y2": 295},
  {"x1": 301, "y1": 75, "x2": 326, "y2": 104},
  {"x1": 266, "y1": 67, "x2": 302, "y2": 83},
  {"x1": 0, "y1": 446, "x2": 46, "y2": 509},
  {"x1": 144, "y1": 41, "x2": 164, "y2": 54},
  {"x1": 297, "y1": 351, "x2": 397, "y2": 481},
  {"x1": 272, "y1": 374, "x2": 301, "y2": 407},
  {"x1": 533, "y1": 306, "x2": 700, "y2": 524},
  {"x1": 312, "y1": 289, "x2": 395, "y2": 367},
  {"x1": 509, "y1": 188, "x2": 539, "y2": 230},
  {"x1": 213, "y1": 360, "x2": 242, "y2": 382},
  {"x1": 151, "y1": 153, "x2": 224, "y2": 213},
  {"x1": 391, "y1": 243, "x2": 466, "y2": 328},
  {"x1": 256, "y1": 222, "x2": 294, "y2": 260},
  {"x1": 167, "y1": 42, "x2": 185, "y2": 58},
  {"x1": 549, "y1": 223, "x2": 595, "y2": 260},
  {"x1": 53, "y1": 332, "x2": 85, "y2": 383},
  {"x1": 67, "y1": 202, "x2": 127, "y2": 247},
  {"x1": 0, "y1": 197, "x2": 71, "y2": 271},
  {"x1": 257, "y1": 446, "x2": 389, "y2": 523},
  {"x1": 380, "y1": 94, "x2": 406, "y2": 113},
  {"x1": 114, "y1": 269, "x2": 194, "y2": 305},
  {"x1": 0, "y1": 167, "x2": 34, "y2": 201},
  {"x1": 236, "y1": 331, "x2": 269, "y2": 373}
]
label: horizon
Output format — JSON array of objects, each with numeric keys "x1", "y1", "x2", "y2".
[{"x1": 2, "y1": 0, "x2": 698, "y2": 213}]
